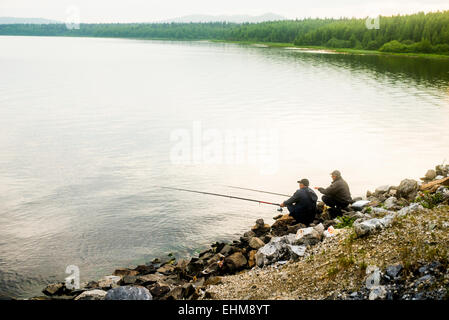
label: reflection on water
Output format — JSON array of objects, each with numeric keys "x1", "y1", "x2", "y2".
[{"x1": 0, "y1": 36, "x2": 448, "y2": 298}]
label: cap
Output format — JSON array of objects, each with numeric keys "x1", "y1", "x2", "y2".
[
  {"x1": 330, "y1": 170, "x2": 341, "y2": 177},
  {"x1": 297, "y1": 178, "x2": 310, "y2": 186}
]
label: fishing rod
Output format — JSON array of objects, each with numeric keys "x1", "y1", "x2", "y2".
[
  {"x1": 159, "y1": 186, "x2": 284, "y2": 211},
  {"x1": 224, "y1": 185, "x2": 291, "y2": 197}
]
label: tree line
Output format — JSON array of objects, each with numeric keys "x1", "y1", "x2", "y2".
[{"x1": 1, "y1": 10, "x2": 448, "y2": 55}]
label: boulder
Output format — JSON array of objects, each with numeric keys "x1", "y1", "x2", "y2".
[
  {"x1": 270, "y1": 215, "x2": 296, "y2": 236},
  {"x1": 74, "y1": 289, "x2": 107, "y2": 300},
  {"x1": 136, "y1": 273, "x2": 165, "y2": 286},
  {"x1": 397, "y1": 179, "x2": 418, "y2": 201},
  {"x1": 42, "y1": 283, "x2": 65, "y2": 296},
  {"x1": 224, "y1": 252, "x2": 247, "y2": 272},
  {"x1": 248, "y1": 250, "x2": 257, "y2": 268},
  {"x1": 133, "y1": 265, "x2": 156, "y2": 275},
  {"x1": 397, "y1": 203, "x2": 423, "y2": 217},
  {"x1": 105, "y1": 285, "x2": 152, "y2": 300},
  {"x1": 157, "y1": 264, "x2": 176, "y2": 275},
  {"x1": 375, "y1": 185, "x2": 390, "y2": 194},
  {"x1": 435, "y1": 164, "x2": 449, "y2": 177},
  {"x1": 295, "y1": 227, "x2": 322, "y2": 246},
  {"x1": 386, "y1": 264, "x2": 403, "y2": 279},
  {"x1": 424, "y1": 169, "x2": 436, "y2": 181},
  {"x1": 251, "y1": 222, "x2": 271, "y2": 237},
  {"x1": 149, "y1": 282, "x2": 171, "y2": 298},
  {"x1": 119, "y1": 275, "x2": 137, "y2": 285},
  {"x1": 383, "y1": 196, "x2": 397, "y2": 210},
  {"x1": 113, "y1": 268, "x2": 139, "y2": 277},
  {"x1": 248, "y1": 237, "x2": 265, "y2": 250},
  {"x1": 286, "y1": 245, "x2": 307, "y2": 260},
  {"x1": 219, "y1": 244, "x2": 234, "y2": 256},
  {"x1": 97, "y1": 275, "x2": 121, "y2": 290}
]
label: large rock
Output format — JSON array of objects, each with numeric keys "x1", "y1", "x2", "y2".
[
  {"x1": 375, "y1": 185, "x2": 390, "y2": 194},
  {"x1": 383, "y1": 196, "x2": 397, "y2": 210},
  {"x1": 270, "y1": 215, "x2": 297, "y2": 236},
  {"x1": 42, "y1": 283, "x2": 65, "y2": 296},
  {"x1": 397, "y1": 179, "x2": 418, "y2": 201},
  {"x1": 248, "y1": 250, "x2": 257, "y2": 268},
  {"x1": 105, "y1": 285, "x2": 152, "y2": 300},
  {"x1": 149, "y1": 282, "x2": 171, "y2": 298},
  {"x1": 74, "y1": 289, "x2": 107, "y2": 300},
  {"x1": 248, "y1": 237, "x2": 265, "y2": 250},
  {"x1": 295, "y1": 227, "x2": 322, "y2": 246},
  {"x1": 136, "y1": 273, "x2": 165, "y2": 286},
  {"x1": 113, "y1": 268, "x2": 139, "y2": 277},
  {"x1": 97, "y1": 275, "x2": 121, "y2": 290},
  {"x1": 435, "y1": 164, "x2": 449, "y2": 177},
  {"x1": 251, "y1": 221, "x2": 271, "y2": 237},
  {"x1": 287, "y1": 245, "x2": 307, "y2": 260},
  {"x1": 423, "y1": 169, "x2": 436, "y2": 181},
  {"x1": 224, "y1": 252, "x2": 247, "y2": 272},
  {"x1": 255, "y1": 234, "x2": 308, "y2": 267}
]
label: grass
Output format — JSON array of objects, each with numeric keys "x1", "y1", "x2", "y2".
[{"x1": 210, "y1": 39, "x2": 449, "y2": 60}]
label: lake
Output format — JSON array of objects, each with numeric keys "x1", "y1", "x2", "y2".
[{"x1": 0, "y1": 36, "x2": 448, "y2": 298}]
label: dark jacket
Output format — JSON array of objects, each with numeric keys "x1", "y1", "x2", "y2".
[
  {"x1": 318, "y1": 176, "x2": 352, "y2": 204},
  {"x1": 284, "y1": 187, "x2": 318, "y2": 212}
]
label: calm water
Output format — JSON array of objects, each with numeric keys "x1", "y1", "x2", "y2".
[{"x1": 1, "y1": 36, "x2": 449, "y2": 298}]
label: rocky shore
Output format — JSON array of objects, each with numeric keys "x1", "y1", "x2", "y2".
[{"x1": 29, "y1": 164, "x2": 449, "y2": 300}]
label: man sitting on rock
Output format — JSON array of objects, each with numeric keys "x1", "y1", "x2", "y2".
[
  {"x1": 280, "y1": 178, "x2": 318, "y2": 225},
  {"x1": 315, "y1": 170, "x2": 352, "y2": 219}
]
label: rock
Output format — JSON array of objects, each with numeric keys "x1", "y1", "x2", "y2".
[
  {"x1": 42, "y1": 283, "x2": 65, "y2": 296},
  {"x1": 248, "y1": 237, "x2": 265, "y2": 250},
  {"x1": 113, "y1": 268, "x2": 139, "y2": 277},
  {"x1": 270, "y1": 215, "x2": 296, "y2": 236},
  {"x1": 157, "y1": 264, "x2": 176, "y2": 275},
  {"x1": 295, "y1": 227, "x2": 322, "y2": 245},
  {"x1": 369, "y1": 286, "x2": 387, "y2": 300},
  {"x1": 424, "y1": 169, "x2": 437, "y2": 181},
  {"x1": 224, "y1": 252, "x2": 247, "y2": 272},
  {"x1": 219, "y1": 244, "x2": 234, "y2": 256},
  {"x1": 251, "y1": 222, "x2": 271, "y2": 237},
  {"x1": 286, "y1": 245, "x2": 306, "y2": 260},
  {"x1": 74, "y1": 289, "x2": 107, "y2": 300},
  {"x1": 351, "y1": 200, "x2": 370, "y2": 211},
  {"x1": 97, "y1": 275, "x2": 121, "y2": 290},
  {"x1": 384, "y1": 196, "x2": 397, "y2": 209},
  {"x1": 248, "y1": 250, "x2": 257, "y2": 268},
  {"x1": 386, "y1": 264, "x2": 403, "y2": 279},
  {"x1": 255, "y1": 238, "x2": 285, "y2": 267},
  {"x1": 262, "y1": 234, "x2": 272, "y2": 244},
  {"x1": 166, "y1": 286, "x2": 185, "y2": 300},
  {"x1": 397, "y1": 203, "x2": 423, "y2": 217},
  {"x1": 435, "y1": 164, "x2": 449, "y2": 177},
  {"x1": 287, "y1": 223, "x2": 306, "y2": 234},
  {"x1": 149, "y1": 282, "x2": 171, "y2": 298},
  {"x1": 375, "y1": 185, "x2": 390, "y2": 194},
  {"x1": 256, "y1": 218, "x2": 265, "y2": 226},
  {"x1": 273, "y1": 214, "x2": 283, "y2": 220},
  {"x1": 119, "y1": 275, "x2": 137, "y2": 285},
  {"x1": 105, "y1": 285, "x2": 152, "y2": 300},
  {"x1": 136, "y1": 273, "x2": 165, "y2": 286},
  {"x1": 313, "y1": 223, "x2": 325, "y2": 236},
  {"x1": 133, "y1": 265, "x2": 156, "y2": 275},
  {"x1": 397, "y1": 179, "x2": 418, "y2": 201}
]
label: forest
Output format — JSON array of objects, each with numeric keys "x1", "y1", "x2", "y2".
[{"x1": 1, "y1": 10, "x2": 448, "y2": 55}]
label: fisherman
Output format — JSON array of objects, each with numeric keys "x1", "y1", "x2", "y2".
[
  {"x1": 280, "y1": 178, "x2": 318, "y2": 225},
  {"x1": 314, "y1": 170, "x2": 352, "y2": 219}
]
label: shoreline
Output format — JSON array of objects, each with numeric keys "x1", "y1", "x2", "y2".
[
  {"x1": 209, "y1": 39, "x2": 449, "y2": 60},
  {"x1": 22, "y1": 164, "x2": 449, "y2": 300},
  {"x1": 1, "y1": 34, "x2": 449, "y2": 60}
]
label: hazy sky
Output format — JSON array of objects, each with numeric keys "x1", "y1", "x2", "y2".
[{"x1": 1, "y1": 0, "x2": 449, "y2": 22}]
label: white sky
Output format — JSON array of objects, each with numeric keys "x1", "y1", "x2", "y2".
[{"x1": 1, "y1": 0, "x2": 449, "y2": 23}]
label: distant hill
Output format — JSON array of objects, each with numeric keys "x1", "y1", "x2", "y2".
[
  {"x1": 160, "y1": 13, "x2": 286, "y2": 23},
  {"x1": 0, "y1": 17, "x2": 61, "y2": 24}
]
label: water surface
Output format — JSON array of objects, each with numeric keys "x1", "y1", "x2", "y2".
[{"x1": 0, "y1": 36, "x2": 449, "y2": 298}]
